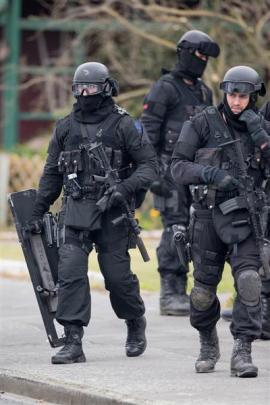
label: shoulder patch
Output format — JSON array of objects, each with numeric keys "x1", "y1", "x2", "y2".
[
  {"x1": 133, "y1": 118, "x2": 144, "y2": 134},
  {"x1": 114, "y1": 105, "x2": 129, "y2": 116}
]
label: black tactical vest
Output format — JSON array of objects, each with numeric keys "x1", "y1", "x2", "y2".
[
  {"x1": 57, "y1": 107, "x2": 133, "y2": 194},
  {"x1": 191, "y1": 106, "x2": 266, "y2": 208},
  {"x1": 160, "y1": 73, "x2": 212, "y2": 155},
  {"x1": 200, "y1": 107, "x2": 263, "y2": 184}
]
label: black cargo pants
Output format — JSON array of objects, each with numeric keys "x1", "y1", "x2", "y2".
[
  {"x1": 190, "y1": 208, "x2": 262, "y2": 341},
  {"x1": 56, "y1": 207, "x2": 145, "y2": 327}
]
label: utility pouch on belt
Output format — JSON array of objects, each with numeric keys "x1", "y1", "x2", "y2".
[
  {"x1": 64, "y1": 196, "x2": 102, "y2": 231},
  {"x1": 212, "y1": 205, "x2": 251, "y2": 245}
]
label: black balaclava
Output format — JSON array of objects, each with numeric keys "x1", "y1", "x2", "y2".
[
  {"x1": 221, "y1": 93, "x2": 257, "y2": 132},
  {"x1": 73, "y1": 95, "x2": 115, "y2": 124},
  {"x1": 175, "y1": 48, "x2": 207, "y2": 80},
  {"x1": 78, "y1": 94, "x2": 104, "y2": 112}
]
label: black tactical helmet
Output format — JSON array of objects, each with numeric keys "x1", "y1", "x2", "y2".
[
  {"x1": 177, "y1": 30, "x2": 220, "y2": 57},
  {"x1": 220, "y1": 66, "x2": 266, "y2": 96},
  {"x1": 72, "y1": 62, "x2": 119, "y2": 97}
]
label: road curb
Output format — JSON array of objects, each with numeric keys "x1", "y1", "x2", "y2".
[{"x1": 0, "y1": 371, "x2": 153, "y2": 405}]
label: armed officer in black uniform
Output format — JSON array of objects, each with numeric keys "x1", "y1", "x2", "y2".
[
  {"x1": 221, "y1": 100, "x2": 270, "y2": 341},
  {"x1": 141, "y1": 30, "x2": 220, "y2": 316},
  {"x1": 171, "y1": 66, "x2": 270, "y2": 377},
  {"x1": 29, "y1": 62, "x2": 157, "y2": 364},
  {"x1": 260, "y1": 101, "x2": 270, "y2": 340}
]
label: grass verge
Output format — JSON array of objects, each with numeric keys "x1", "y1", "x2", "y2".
[{"x1": 0, "y1": 238, "x2": 234, "y2": 294}]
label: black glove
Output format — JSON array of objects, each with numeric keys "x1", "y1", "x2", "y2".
[
  {"x1": 150, "y1": 180, "x2": 172, "y2": 197},
  {"x1": 239, "y1": 109, "x2": 269, "y2": 148},
  {"x1": 25, "y1": 218, "x2": 43, "y2": 234},
  {"x1": 105, "y1": 184, "x2": 127, "y2": 210},
  {"x1": 201, "y1": 166, "x2": 239, "y2": 191}
]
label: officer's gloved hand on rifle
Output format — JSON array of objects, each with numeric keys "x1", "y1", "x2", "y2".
[
  {"x1": 25, "y1": 217, "x2": 44, "y2": 234},
  {"x1": 239, "y1": 109, "x2": 270, "y2": 150},
  {"x1": 150, "y1": 180, "x2": 172, "y2": 197},
  {"x1": 201, "y1": 166, "x2": 239, "y2": 191},
  {"x1": 105, "y1": 184, "x2": 129, "y2": 210}
]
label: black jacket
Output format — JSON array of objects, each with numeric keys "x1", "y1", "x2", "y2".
[
  {"x1": 33, "y1": 104, "x2": 158, "y2": 218},
  {"x1": 171, "y1": 106, "x2": 270, "y2": 193},
  {"x1": 141, "y1": 71, "x2": 213, "y2": 158},
  {"x1": 260, "y1": 101, "x2": 270, "y2": 121}
]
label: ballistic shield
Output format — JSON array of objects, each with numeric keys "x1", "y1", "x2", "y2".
[{"x1": 8, "y1": 189, "x2": 64, "y2": 347}]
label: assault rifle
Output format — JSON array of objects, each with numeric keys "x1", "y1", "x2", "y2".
[
  {"x1": 87, "y1": 141, "x2": 150, "y2": 263},
  {"x1": 218, "y1": 138, "x2": 270, "y2": 280}
]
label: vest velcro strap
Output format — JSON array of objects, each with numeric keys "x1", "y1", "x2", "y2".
[{"x1": 218, "y1": 196, "x2": 248, "y2": 215}]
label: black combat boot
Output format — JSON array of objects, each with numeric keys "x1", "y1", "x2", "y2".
[
  {"x1": 175, "y1": 274, "x2": 190, "y2": 316},
  {"x1": 125, "y1": 316, "x2": 147, "y2": 357},
  {"x1": 195, "y1": 327, "x2": 220, "y2": 373},
  {"x1": 261, "y1": 294, "x2": 270, "y2": 340},
  {"x1": 51, "y1": 325, "x2": 86, "y2": 364},
  {"x1": 231, "y1": 339, "x2": 258, "y2": 377},
  {"x1": 160, "y1": 273, "x2": 187, "y2": 316}
]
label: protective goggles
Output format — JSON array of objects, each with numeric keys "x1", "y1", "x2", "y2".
[
  {"x1": 220, "y1": 81, "x2": 261, "y2": 94},
  {"x1": 179, "y1": 41, "x2": 220, "y2": 58},
  {"x1": 72, "y1": 82, "x2": 107, "y2": 96}
]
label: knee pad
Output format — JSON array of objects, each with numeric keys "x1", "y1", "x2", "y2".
[
  {"x1": 190, "y1": 283, "x2": 216, "y2": 311},
  {"x1": 236, "y1": 270, "x2": 262, "y2": 306}
]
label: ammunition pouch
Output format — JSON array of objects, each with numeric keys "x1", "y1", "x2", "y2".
[
  {"x1": 212, "y1": 191, "x2": 269, "y2": 244},
  {"x1": 212, "y1": 205, "x2": 251, "y2": 245},
  {"x1": 58, "y1": 150, "x2": 83, "y2": 173},
  {"x1": 94, "y1": 146, "x2": 123, "y2": 172},
  {"x1": 64, "y1": 196, "x2": 102, "y2": 231}
]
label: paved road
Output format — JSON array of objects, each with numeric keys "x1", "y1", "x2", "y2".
[{"x1": 0, "y1": 278, "x2": 269, "y2": 405}]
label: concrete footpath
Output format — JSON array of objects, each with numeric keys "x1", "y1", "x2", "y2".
[{"x1": 0, "y1": 278, "x2": 269, "y2": 405}]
